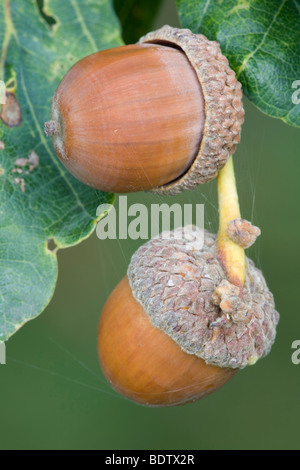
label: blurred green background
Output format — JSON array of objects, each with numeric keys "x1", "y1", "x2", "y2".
[{"x1": 1, "y1": 0, "x2": 300, "y2": 450}]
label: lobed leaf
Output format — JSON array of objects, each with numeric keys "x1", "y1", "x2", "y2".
[
  {"x1": 0, "y1": 0, "x2": 122, "y2": 341},
  {"x1": 176, "y1": 0, "x2": 300, "y2": 127}
]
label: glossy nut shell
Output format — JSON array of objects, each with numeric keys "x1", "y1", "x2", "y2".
[{"x1": 98, "y1": 277, "x2": 236, "y2": 407}]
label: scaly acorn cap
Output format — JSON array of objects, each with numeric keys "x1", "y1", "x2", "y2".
[
  {"x1": 127, "y1": 227, "x2": 279, "y2": 369},
  {"x1": 139, "y1": 25, "x2": 245, "y2": 195}
]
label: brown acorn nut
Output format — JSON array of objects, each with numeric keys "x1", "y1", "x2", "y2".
[
  {"x1": 98, "y1": 227, "x2": 279, "y2": 407},
  {"x1": 45, "y1": 25, "x2": 244, "y2": 195}
]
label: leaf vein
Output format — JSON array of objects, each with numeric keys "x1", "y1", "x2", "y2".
[
  {"x1": 69, "y1": 0, "x2": 98, "y2": 52},
  {"x1": 236, "y1": 0, "x2": 288, "y2": 78}
]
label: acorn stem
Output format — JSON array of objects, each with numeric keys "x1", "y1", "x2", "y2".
[{"x1": 217, "y1": 156, "x2": 246, "y2": 287}]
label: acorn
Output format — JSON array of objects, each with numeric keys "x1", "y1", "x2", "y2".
[
  {"x1": 98, "y1": 227, "x2": 279, "y2": 407},
  {"x1": 45, "y1": 26, "x2": 244, "y2": 195}
]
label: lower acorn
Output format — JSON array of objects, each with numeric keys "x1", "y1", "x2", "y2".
[
  {"x1": 98, "y1": 272, "x2": 236, "y2": 407},
  {"x1": 98, "y1": 225, "x2": 279, "y2": 407},
  {"x1": 97, "y1": 159, "x2": 279, "y2": 407}
]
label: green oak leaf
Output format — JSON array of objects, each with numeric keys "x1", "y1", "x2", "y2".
[
  {"x1": 0, "y1": 0, "x2": 123, "y2": 341},
  {"x1": 113, "y1": 0, "x2": 163, "y2": 44},
  {"x1": 176, "y1": 0, "x2": 300, "y2": 127}
]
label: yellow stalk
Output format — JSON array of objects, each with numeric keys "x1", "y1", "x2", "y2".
[{"x1": 217, "y1": 157, "x2": 246, "y2": 287}]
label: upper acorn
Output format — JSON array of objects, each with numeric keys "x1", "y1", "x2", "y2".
[{"x1": 45, "y1": 26, "x2": 244, "y2": 195}]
